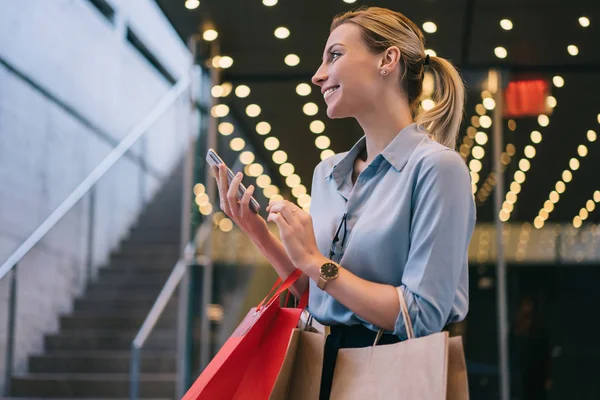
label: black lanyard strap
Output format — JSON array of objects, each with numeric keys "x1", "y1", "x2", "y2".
[{"x1": 328, "y1": 213, "x2": 348, "y2": 260}]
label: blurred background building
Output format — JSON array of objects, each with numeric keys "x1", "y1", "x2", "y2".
[{"x1": 0, "y1": 0, "x2": 599, "y2": 399}]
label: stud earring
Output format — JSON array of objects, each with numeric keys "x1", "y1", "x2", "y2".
[{"x1": 380, "y1": 70, "x2": 388, "y2": 75}]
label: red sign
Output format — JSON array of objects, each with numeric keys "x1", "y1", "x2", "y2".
[{"x1": 504, "y1": 79, "x2": 549, "y2": 118}]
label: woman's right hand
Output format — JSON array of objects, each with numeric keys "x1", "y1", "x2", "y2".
[{"x1": 211, "y1": 164, "x2": 270, "y2": 242}]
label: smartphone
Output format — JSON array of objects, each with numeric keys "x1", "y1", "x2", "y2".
[{"x1": 206, "y1": 148, "x2": 261, "y2": 214}]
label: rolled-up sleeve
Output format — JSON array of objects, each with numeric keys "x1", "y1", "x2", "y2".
[{"x1": 393, "y1": 150, "x2": 475, "y2": 338}]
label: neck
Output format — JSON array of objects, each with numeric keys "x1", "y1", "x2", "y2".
[{"x1": 355, "y1": 94, "x2": 414, "y2": 165}]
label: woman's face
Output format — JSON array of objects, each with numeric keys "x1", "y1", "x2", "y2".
[{"x1": 312, "y1": 23, "x2": 384, "y2": 119}]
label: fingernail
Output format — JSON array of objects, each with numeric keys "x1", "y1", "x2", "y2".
[{"x1": 236, "y1": 172, "x2": 242, "y2": 178}]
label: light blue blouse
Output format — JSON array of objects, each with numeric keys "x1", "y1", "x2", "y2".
[{"x1": 307, "y1": 123, "x2": 476, "y2": 339}]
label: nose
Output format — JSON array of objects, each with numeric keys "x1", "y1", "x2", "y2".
[{"x1": 312, "y1": 63, "x2": 328, "y2": 87}]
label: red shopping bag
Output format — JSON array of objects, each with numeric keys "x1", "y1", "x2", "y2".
[{"x1": 182, "y1": 269, "x2": 308, "y2": 400}]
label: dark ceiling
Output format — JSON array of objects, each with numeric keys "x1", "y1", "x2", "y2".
[{"x1": 156, "y1": 0, "x2": 600, "y2": 224}]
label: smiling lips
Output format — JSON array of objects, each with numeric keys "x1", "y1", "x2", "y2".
[{"x1": 323, "y1": 86, "x2": 340, "y2": 100}]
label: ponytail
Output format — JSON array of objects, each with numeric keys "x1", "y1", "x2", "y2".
[{"x1": 415, "y1": 56, "x2": 465, "y2": 150}]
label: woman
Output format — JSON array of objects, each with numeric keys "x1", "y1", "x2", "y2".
[{"x1": 212, "y1": 6, "x2": 476, "y2": 399}]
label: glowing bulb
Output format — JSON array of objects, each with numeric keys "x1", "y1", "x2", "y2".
[
  {"x1": 472, "y1": 146, "x2": 485, "y2": 160},
  {"x1": 587, "y1": 130, "x2": 597, "y2": 142},
  {"x1": 303, "y1": 102, "x2": 318, "y2": 116},
  {"x1": 256, "y1": 122, "x2": 271, "y2": 135},
  {"x1": 552, "y1": 76, "x2": 564, "y2": 88},
  {"x1": 546, "y1": 96, "x2": 557, "y2": 108},
  {"x1": 514, "y1": 170, "x2": 526, "y2": 184},
  {"x1": 549, "y1": 191, "x2": 560, "y2": 203},
  {"x1": 321, "y1": 149, "x2": 335, "y2": 160},
  {"x1": 256, "y1": 175, "x2": 271, "y2": 188},
  {"x1": 211, "y1": 104, "x2": 229, "y2": 118},
  {"x1": 422, "y1": 22, "x2": 437, "y2": 33},
  {"x1": 185, "y1": 0, "x2": 200, "y2": 10},
  {"x1": 422, "y1": 99, "x2": 435, "y2": 111},
  {"x1": 524, "y1": 145, "x2": 536, "y2": 158},
  {"x1": 239, "y1": 151, "x2": 255, "y2": 165},
  {"x1": 567, "y1": 45, "x2": 579, "y2": 56},
  {"x1": 230, "y1": 137, "x2": 245, "y2": 151},
  {"x1": 248, "y1": 163, "x2": 264, "y2": 177},
  {"x1": 292, "y1": 185, "x2": 307, "y2": 197},
  {"x1": 279, "y1": 163, "x2": 295, "y2": 177},
  {"x1": 573, "y1": 216, "x2": 583, "y2": 228},
  {"x1": 315, "y1": 135, "x2": 331, "y2": 150},
  {"x1": 286, "y1": 174, "x2": 301, "y2": 188},
  {"x1": 235, "y1": 85, "x2": 251, "y2": 98},
  {"x1": 203, "y1": 29, "x2": 218, "y2": 41},
  {"x1": 274, "y1": 27, "x2": 290, "y2": 39},
  {"x1": 285, "y1": 54, "x2": 300, "y2": 66},
  {"x1": 310, "y1": 120, "x2": 325, "y2": 134},
  {"x1": 264, "y1": 137, "x2": 280, "y2": 151},
  {"x1": 218, "y1": 122, "x2": 234, "y2": 136},
  {"x1": 469, "y1": 159, "x2": 482, "y2": 173},
  {"x1": 272, "y1": 150, "x2": 288, "y2": 164},
  {"x1": 494, "y1": 47, "x2": 508, "y2": 59},
  {"x1": 556, "y1": 181, "x2": 566, "y2": 194},
  {"x1": 530, "y1": 131, "x2": 542, "y2": 144},
  {"x1": 500, "y1": 19, "x2": 513, "y2": 30},
  {"x1": 425, "y1": 49, "x2": 437, "y2": 57},
  {"x1": 475, "y1": 132, "x2": 488, "y2": 145},
  {"x1": 562, "y1": 170, "x2": 573, "y2": 183},
  {"x1": 246, "y1": 104, "x2": 261, "y2": 117},
  {"x1": 479, "y1": 115, "x2": 492, "y2": 128},
  {"x1": 219, "y1": 56, "x2": 234, "y2": 69},
  {"x1": 578, "y1": 145, "x2": 588, "y2": 157},
  {"x1": 483, "y1": 98, "x2": 496, "y2": 110},
  {"x1": 519, "y1": 159, "x2": 531, "y2": 172},
  {"x1": 538, "y1": 115, "x2": 550, "y2": 127},
  {"x1": 296, "y1": 83, "x2": 312, "y2": 96},
  {"x1": 263, "y1": 0, "x2": 278, "y2": 6},
  {"x1": 579, "y1": 17, "x2": 591, "y2": 28},
  {"x1": 569, "y1": 158, "x2": 580, "y2": 170}
]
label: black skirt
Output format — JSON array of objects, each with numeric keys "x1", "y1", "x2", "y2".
[{"x1": 319, "y1": 324, "x2": 402, "y2": 400}]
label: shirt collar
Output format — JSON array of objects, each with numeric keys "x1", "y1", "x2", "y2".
[{"x1": 324, "y1": 123, "x2": 428, "y2": 179}]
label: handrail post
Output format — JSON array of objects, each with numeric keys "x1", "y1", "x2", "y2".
[
  {"x1": 130, "y1": 344, "x2": 140, "y2": 400},
  {"x1": 3, "y1": 263, "x2": 17, "y2": 396},
  {"x1": 85, "y1": 187, "x2": 96, "y2": 286}
]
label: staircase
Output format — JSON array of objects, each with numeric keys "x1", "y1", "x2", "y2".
[{"x1": 8, "y1": 167, "x2": 184, "y2": 399}]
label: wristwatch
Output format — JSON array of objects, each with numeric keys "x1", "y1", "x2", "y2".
[{"x1": 317, "y1": 261, "x2": 340, "y2": 290}]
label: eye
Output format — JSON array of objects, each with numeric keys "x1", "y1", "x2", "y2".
[{"x1": 330, "y1": 51, "x2": 342, "y2": 60}]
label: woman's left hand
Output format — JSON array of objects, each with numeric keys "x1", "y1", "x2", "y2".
[{"x1": 266, "y1": 200, "x2": 324, "y2": 273}]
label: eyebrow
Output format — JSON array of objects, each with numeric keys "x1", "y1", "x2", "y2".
[{"x1": 322, "y1": 43, "x2": 345, "y2": 61}]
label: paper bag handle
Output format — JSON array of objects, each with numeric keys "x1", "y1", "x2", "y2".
[
  {"x1": 372, "y1": 286, "x2": 414, "y2": 346},
  {"x1": 396, "y1": 286, "x2": 415, "y2": 339},
  {"x1": 256, "y1": 269, "x2": 308, "y2": 310}
]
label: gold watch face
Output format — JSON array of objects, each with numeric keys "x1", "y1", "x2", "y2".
[{"x1": 321, "y1": 262, "x2": 339, "y2": 279}]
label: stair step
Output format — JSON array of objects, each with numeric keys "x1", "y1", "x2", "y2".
[
  {"x1": 73, "y1": 297, "x2": 176, "y2": 312},
  {"x1": 92, "y1": 269, "x2": 170, "y2": 286},
  {"x1": 45, "y1": 330, "x2": 177, "y2": 352},
  {"x1": 29, "y1": 352, "x2": 176, "y2": 374},
  {"x1": 113, "y1": 248, "x2": 180, "y2": 257},
  {"x1": 11, "y1": 373, "x2": 176, "y2": 398},
  {"x1": 128, "y1": 228, "x2": 181, "y2": 238},
  {"x1": 109, "y1": 254, "x2": 179, "y2": 264},
  {"x1": 87, "y1": 281, "x2": 166, "y2": 292},
  {"x1": 83, "y1": 291, "x2": 174, "y2": 303},
  {"x1": 97, "y1": 266, "x2": 172, "y2": 278},
  {"x1": 60, "y1": 314, "x2": 176, "y2": 330}
]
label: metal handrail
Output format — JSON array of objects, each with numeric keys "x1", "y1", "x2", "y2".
[
  {"x1": 130, "y1": 220, "x2": 213, "y2": 400},
  {"x1": 1, "y1": 75, "x2": 192, "y2": 396},
  {"x1": 0, "y1": 76, "x2": 191, "y2": 281}
]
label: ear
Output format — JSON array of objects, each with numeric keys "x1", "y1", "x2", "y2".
[{"x1": 380, "y1": 46, "x2": 401, "y2": 73}]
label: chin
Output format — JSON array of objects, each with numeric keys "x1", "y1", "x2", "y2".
[{"x1": 325, "y1": 102, "x2": 351, "y2": 119}]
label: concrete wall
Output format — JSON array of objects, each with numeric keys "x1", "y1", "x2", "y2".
[{"x1": 0, "y1": 0, "x2": 195, "y2": 390}]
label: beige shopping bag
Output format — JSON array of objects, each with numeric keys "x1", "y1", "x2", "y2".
[
  {"x1": 270, "y1": 328, "x2": 325, "y2": 400},
  {"x1": 330, "y1": 288, "x2": 469, "y2": 400}
]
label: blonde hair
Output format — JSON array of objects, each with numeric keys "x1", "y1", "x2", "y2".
[{"x1": 331, "y1": 7, "x2": 465, "y2": 149}]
